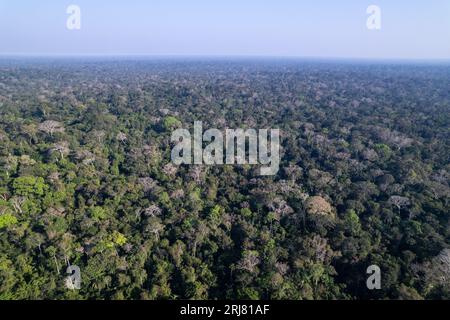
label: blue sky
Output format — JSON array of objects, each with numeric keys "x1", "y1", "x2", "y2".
[{"x1": 0, "y1": 0, "x2": 449, "y2": 59}]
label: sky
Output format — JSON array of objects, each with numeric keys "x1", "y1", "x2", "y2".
[{"x1": 0, "y1": 0, "x2": 449, "y2": 60}]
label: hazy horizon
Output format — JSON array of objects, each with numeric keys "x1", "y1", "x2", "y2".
[{"x1": 1, "y1": 54, "x2": 449, "y2": 65}]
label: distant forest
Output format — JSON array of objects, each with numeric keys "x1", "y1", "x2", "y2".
[{"x1": 0, "y1": 59, "x2": 449, "y2": 299}]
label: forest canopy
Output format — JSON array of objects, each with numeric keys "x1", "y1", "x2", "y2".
[{"x1": 0, "y1": 58, "x2": 449, "y2": 300}]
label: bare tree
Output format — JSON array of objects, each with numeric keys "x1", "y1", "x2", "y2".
[
  {"x1": 163, "y1": 163, "x2": 177, "y2": 177},
  {"x1": 116, "y1": 132, "x2": 127, "y2": 144},
  {"x1": 91, "y1": 130, "x2": 106, "y2": 144},
  {"x1": 137, "y1": 177, "x2": 158, "y2": 192},
  {"x1": 48, "y1": 172, "x2": 60, "y2": 184},
  {"x1": 415, "y1": 249, "x2": 450, "y2": 292},
  {"x1": 275, "y1": 262, "x2": 289, "y2": 276},
  {"x1": 362, "y1": 148, "x2": 378, "y2": 161},
  {"x1": 170, "y1": 189, "x2": 185, "y2": 199},
  {"x1": 51, "y1": 141, "x2": 70, "y2": 160},
  {"x1": 189, "y1": 165, "x2": 206, "y2": 184},
  {"x1": 388, "y1": 196, "x2": 411, "y2": 214},
  {"x1": 76, "y1": 149, "x2": 96, "y2": 165},
  {"x1": 145, "y1": 217, "x2": 164, "y2": 240},
  {"x1": 39, "y1": 120, "x2": 65, "y2": 136},
  {"x1": 302, "y1": 235, "x2": 340, "y2": 264},
  {"x1": 268, "y1": 197, "x2": 293, "y2": 220},
  {"x1": 236, "y1": 250, "x2": 260, "y2": 273},
  {"x1": 11, "y1": 196, "x2": 26, "y2": 214},
  {"x1": 283, "y1": 165, "x2": 303, "y2": 181},
  {"x1": 141, "y1": 204, "x2": 162, "y2": 217}
]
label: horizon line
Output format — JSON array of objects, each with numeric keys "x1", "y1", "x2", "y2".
[{"x1": 1, "y1": 53, "x2": 450, "y2": 64}]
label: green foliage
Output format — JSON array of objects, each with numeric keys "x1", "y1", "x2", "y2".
[
  {"x1": 0, "y1": 60, "x2": 448, "y2": 301},
  {"x1": 12, "y1": 176, "x2": 48, "y2": 197},
  {"x1": 344, "y1": 209, "x2": 362, "y2": 235},
  {"x1": 90, "y1": 206, "x2": 108, "y2": 221},
  {"x1": 237, "y1": 287, "x2": 260, "y2": 300},
  {"x1": 208, "y1": 205, "x2": 223, "y2": 224},
  {"x1": 240, "y1": 207, "x2": 253, "y2": 218},
  {"x1": 112, "y1": 231, "x2": 127, "y2": 246},
  {"x1": 0, "y1": 213, "x2": 18, "y2": 229},
  {"x1": 158, "y1": 192, "x2": 171, "y2": 207},
  {"x1": 374, "y1": 143, "x2": 392, "y2": 158},
  {"x1": 163, "y1": 116, "x2": 181, "y2": 130}
]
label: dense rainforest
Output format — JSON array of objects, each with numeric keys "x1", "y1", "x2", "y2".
[{"x1": 0, "y1": 58, "x2": 449, "y2": 300}]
